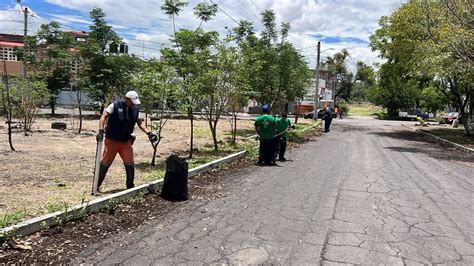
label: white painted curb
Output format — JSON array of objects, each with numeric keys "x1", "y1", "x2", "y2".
[{"x1": 401, "y1": 124, "x2": 473, "y2": 154}]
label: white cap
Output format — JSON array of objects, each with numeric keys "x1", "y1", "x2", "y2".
[{"x1": 125, "y1": 90, "x2": 141, "y2": 105}]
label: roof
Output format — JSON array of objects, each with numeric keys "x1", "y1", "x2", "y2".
[{"x1": 0, "y1": 33, "x2": 24, "y2": 43}]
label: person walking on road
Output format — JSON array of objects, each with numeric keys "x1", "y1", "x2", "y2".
[
  {"x1": 275, "y1": 111, "x2": 293, "y2": 161},
  {"x1": 324, "y1": 107, "x2": 333, "y2": 132},
  {"x1": 255, "y1": 105, "x2": 276, "y2": 166},
  {"x1": 96, "y1": 91, "x2": 157, "y2": 191}
]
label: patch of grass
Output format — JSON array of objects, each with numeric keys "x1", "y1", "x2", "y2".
[
  {"x1": 41, "y1": 201, "x2": 65, "y2": 214},
  {"x1": 347, "y1": 103, "x2": 383, "y2": 116},
  {"x1": 194, "y1": 128, "x2": 212, "y2": 138},
  {"x1": 0, "y1": 209, "x2": 27, "y2": 228},
  {"x1": 422, "y1": 127, "x2": 474, "y2": 148},
  {"x1": 373, "y1": 111, "x2": 390, "y2": 120},
  {"x1": 223, "y1": 128, "x2": 256, "y2": 138}
]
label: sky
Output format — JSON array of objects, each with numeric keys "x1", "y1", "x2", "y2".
[{"x1": 0, "y1": 0, "x2": 404, "y2": 72}]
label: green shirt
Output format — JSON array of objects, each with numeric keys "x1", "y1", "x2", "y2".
[
  {"x1": 254, "y1": 115, "x2": 276, "y2": 140},
  {"x1": 276, "y1": 117, "x2": 291, "y2": 137}
]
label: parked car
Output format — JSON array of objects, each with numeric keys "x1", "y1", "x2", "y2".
[
  {"x1": 302, "y1": 109, "x2": 337, "y2": 119},
  {"x1": 441, "y1": 112, "x2": 461, "y2": 124}
]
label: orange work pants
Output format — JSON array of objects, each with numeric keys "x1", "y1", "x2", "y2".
[{"x1": 100, "y1": 138, "x2": 134, "y2": 166}]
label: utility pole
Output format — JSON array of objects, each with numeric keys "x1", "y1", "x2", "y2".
[
  {"x1": 18, "y1": 0, "x2": 28, "y2": 78},
  {"x1": 313, "y1": 41, "x2": 320, "y2": 119}
]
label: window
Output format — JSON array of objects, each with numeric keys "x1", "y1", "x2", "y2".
[{"x1": 0, "y1": 47, "x2": 18, "y2": 61}]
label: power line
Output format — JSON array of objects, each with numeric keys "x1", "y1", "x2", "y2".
[
  {"x1": 237, "y1": 0, "x2": 260, "y2": 21},
  {"x1": 247, "y1": 0, "x2": 263, "y2": 13},
  {"x1": 209, "y1": 0, "x2": 240, "y2": 26}
]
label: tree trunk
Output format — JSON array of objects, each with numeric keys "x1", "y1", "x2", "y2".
[
  {"x1": 461, "y1": 112, "x2": 472, "y2": 136},
  {"x1": 151, "y1": 139, "x2": 160, "y2": 166},
  {"x1": 78, "y1": 105, "x2": 83, "y2": 134},
  {"x1": 50, "y1": 97, "x2": 56, "y2": 116},
  {"x1": 2, "y1": 60, "x2": 15, "y2": 151},
  {"x1": 294, "y1": 101, "x2": 299, "y2": 124},
  {"x1": 145, "y1": 112, "x2": 148, "y2": 128},
  {"x1": 233, "y1": 114, "x2": 237, "y2": 145},
  {"x1": 189, "y1": 110, "x2": 194, "y2": 159}
]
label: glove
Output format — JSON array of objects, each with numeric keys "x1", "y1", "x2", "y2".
[
  {"x1": 147, "y1": 132, "x2": 158, "y2": 142},
  {"x1": 96, "y1": 129, "x2": 104, "y2": 142},
  {"x1": 291, "y1": 125, "x2": 296, "y2": 129}
]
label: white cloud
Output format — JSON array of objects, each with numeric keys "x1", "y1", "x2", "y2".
[{"x1": 2, "y1": 0, "x2": 402, "y2": 70}]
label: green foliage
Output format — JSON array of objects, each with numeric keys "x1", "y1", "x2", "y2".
[
  {"x1": 321, "y1": 49, "x2": 354, "y2": 101},
  {"x1": 335, "y1": 99, "x2": 348, "y2": 113},
  {"x1": 419, "y1": 86, "x2": 447, "y2": 115},
  {"x1": 42, "y1": 201, "x2": 65, "y2": 214},
  {"x1": 232, "y1": 11, "x2": 311, "y2": 113},
  {"x1": 0, "y1": 209, "x2": 27, "y2": 228},
  {"x1": 370, "y1": 1, "x2": 473, "y2": 134},
  {"x1": 79, "y1": 7, "x2": 140, "y2": 109},
  {"x1": 8, "y1": 78, "x2": 49, "y2": 131}
]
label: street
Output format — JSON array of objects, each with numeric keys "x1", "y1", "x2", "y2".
[{"x1": 75, "y1": 117, "x2": 474, "y2": 264}]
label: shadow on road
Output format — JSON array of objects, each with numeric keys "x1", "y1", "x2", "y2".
[{"x1": 371, "y1": 130, "x2": 474, "y2": 164}]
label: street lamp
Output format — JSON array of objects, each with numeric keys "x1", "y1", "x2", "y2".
[{"x1": 313, "y1": 45, "x2": 335, "y2": 119}]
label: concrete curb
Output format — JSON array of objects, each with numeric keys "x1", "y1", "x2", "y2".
[
  {"x1": 401, "y1": 124, "x2": 473, "y2": 154},
  {"x1": 0, "y1": 151, "x2": 248, "y2": 239}
]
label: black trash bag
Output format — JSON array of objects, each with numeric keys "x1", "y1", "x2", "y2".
[{"x1": 160, "y1": 155, "x2": 189, "y2": 201}]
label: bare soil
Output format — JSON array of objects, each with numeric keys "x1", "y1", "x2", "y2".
[{"x1": 0, "y1": 115, "x2": 259, "y2": 220}]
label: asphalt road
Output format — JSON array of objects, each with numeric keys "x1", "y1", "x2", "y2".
[{"x1": 76, "y1": 117, "x2": 474, "y2": 264}]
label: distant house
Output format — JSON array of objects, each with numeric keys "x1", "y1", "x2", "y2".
[{"x1": 0, "y1": 33, "x2": 24, "y2": 76}]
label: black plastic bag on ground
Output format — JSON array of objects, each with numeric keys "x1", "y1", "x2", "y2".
[{"x1": 160, "y1": 155, "x2": 189, "y2": 201}]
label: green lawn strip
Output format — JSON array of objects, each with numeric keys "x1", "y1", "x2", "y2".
[
  {"x1": 347, "y1": 103, "x2": 383, "y2": 117},
  {"x1": 420, "y1": 127, "x2": 474, "y2": 148}
]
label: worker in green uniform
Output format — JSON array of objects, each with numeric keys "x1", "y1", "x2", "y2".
[
  {"x1": 275, "y1": 111, "x2": 293, "y2": 161},
  {"x1": 254, "y1": 105, "x2": 276, "y2": 165}
]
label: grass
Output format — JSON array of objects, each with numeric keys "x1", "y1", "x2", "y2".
[
  {"x1": 347, "y1": 103, "x2": 383, "y2": 117},
  {"x1": 1, "y1": 209, "x2": 27, "y2": 228},
  {"x1": 419, "y1": 126, "x2": 474, "y2": 148}
]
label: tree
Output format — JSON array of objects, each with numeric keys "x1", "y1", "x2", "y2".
[
  {"x1": 420, "y1": 85, "x2": 447, "y2": 116},
  {"x1": 233, "y1": 12, "x2": 311, "y2": 113},
  {"x1": 370, "y1": 1, "x2": 473, "y2": 134},
  {"x1": 28, "y1": 22, "x2": 75, "y2": 115},
  {"x1": 352, "y1": 61, "x2": 376, "y2": 102},
  {"x1": 321, "y1": 49, "x2": 353, "y2": 101},
  {"x1": 132, "y1": 62, "x2": 179, "y2": 165},
  {"x1": 198, "y1": 40, "x2": 250, "y2": 151},
  {"x1": 9, "y1": 78, "x2": 49, "y2": 132},
  {"x1": 80, "y1": 8, "x2": 132, "y2": 112},
  {"x1": 1, "y1": 60, "x2": 15, "y2": 151},
  {"x1": 160, "y1": 1, "x2": 218, "y2": 158}
]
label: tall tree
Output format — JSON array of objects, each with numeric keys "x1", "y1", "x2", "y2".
[
  {"x1": 160, "y1": 1, "x2": 218, "y2": 158},
  {"x1": 370, "y1": 0, "x2": 473, "y2": 134},
  {"x1": 321, "y1": 49, "x2": 353, "y2": 101},
  {"x1": 234, "y1": 11, "x2": 311, "y2": 112}
]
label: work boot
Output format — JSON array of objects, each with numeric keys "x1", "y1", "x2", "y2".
[
  {"x1": 125, "y1": 164, "x2": 135, "y2": 189},
  {"x1": 97, "y1": 163, "x2": 110, "y2": 192}
]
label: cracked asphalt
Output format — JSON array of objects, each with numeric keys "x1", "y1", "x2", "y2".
[{"x1": 75, "y1": 117, "x2": 474, "y2": 265}]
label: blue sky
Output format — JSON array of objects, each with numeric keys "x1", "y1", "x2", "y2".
[{"x1": 0, "y1": 0, "x2": 403, "y2": 70}]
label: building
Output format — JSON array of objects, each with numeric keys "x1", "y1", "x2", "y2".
[
  {"x1": 0, "y1": 33, "x2": 24, "y2": 76},
  {"x1": 289, "y1": 70, "x2": 338, "y2": 114}
]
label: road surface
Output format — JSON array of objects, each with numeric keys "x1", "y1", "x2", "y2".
[{"x1": 76, "y1": 117, "x2": 474, "y2": 264}]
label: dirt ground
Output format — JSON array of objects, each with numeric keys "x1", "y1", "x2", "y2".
[{"x1": 0, "y1": 114, "x2": 263, "y2": 221}]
